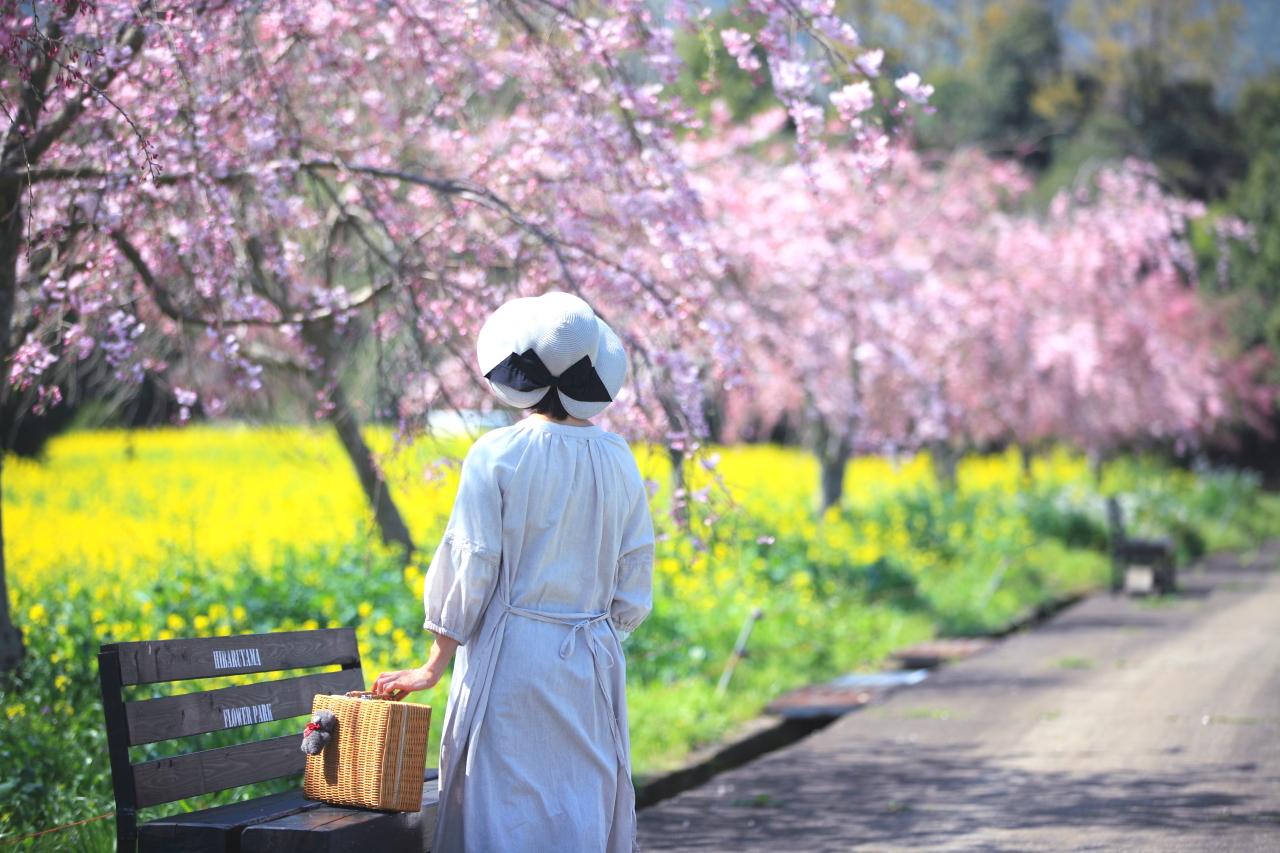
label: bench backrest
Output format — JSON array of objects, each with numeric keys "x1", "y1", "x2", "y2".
[{"x1": 98, "y1": 628, "x2": 364, "y2": 847}]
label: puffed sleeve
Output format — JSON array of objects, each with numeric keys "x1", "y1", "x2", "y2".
[
  {"x1": 422, "y1": 441, "x2": 502, "y2": 645},
  {"x1": 610, "y1": 478, "x2": 655, "y2": 643}
]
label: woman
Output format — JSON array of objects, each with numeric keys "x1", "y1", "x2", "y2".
[{"x1": 373, "y1": 291, "x2": 655, "y2": 852}]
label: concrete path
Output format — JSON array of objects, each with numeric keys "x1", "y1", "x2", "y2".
[{"x1": 639, "y1": 542, "x2": 1280, "y2": 852}]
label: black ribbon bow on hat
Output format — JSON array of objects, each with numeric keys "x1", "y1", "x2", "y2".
[{"x1": 485, "y1": 348, "x2": 612, "y2": 402}]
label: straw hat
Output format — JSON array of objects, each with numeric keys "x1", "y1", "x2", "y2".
[{"x1": 476, "y1": 291, "x2": 628, "y2": 419}]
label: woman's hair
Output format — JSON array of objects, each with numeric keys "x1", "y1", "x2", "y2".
[{"x1": 527, "y1": 388, "x2": 570, "y2": 421}]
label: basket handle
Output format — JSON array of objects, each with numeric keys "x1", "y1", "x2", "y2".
[{"x1": 344, "y1": 690, "x2": 403, "y2": 702}]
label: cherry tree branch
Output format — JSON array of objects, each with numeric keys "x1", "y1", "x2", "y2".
[
  {"x1": 110, "y1": 228, "x2": 396, "y2": 328},
  {"x1": 3, "y1": 5, "x2": 154, "y2": 173},
  {"x1": 2, "y1": 1, "x2": 81, "y2": 165}
]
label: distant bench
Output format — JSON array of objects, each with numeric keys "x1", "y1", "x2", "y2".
[
  {"x1": 97, "y1": 627, "x2": 439, "y2": 852},
  {"x1": 1106, "y1": 496, "x2": 1176, "y2": 595}
]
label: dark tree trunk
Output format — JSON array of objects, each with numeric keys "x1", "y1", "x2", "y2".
[
  {"x1": 322, "y1": 379, "x2": 415, "y2": 561},
  {"x1": 819, "y1": 449, "x2": 849, "y2": 512},
  {"x1": 1088, "y1": 448, "x2": 1107, "y2": 488},
  {"x1": 932, "y1": 440, "x2": 958, "y2": 492},
  {"x1": 299, "y1": 321, "x2": 414, "y2": 561},
  {"x1": 667, "y1": 443, "x2": 687, "y2": 526},
  {"x1": 653, "y1": 390, "x2": 692, "y2": 528},
  {"x1": 0, "y1": 453, "x2": 23, "y2": 672},
  {"x1": 812, "y1": 420, "x2": 851, "y2": 512},
  {"x1": 0, "y1": 187, "x2": 26, "y2": 671},
  {"x1": 1019, "y1": 444, "x2": 1034, "y2": 483}
]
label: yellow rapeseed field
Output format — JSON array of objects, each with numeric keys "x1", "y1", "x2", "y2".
[
  {"x1": 3, "y1": 423, "x2": 1102, "y2": 653},
  {"x1": 13, "y1": 422, "x2": 1268, "y2": 845},
  {"x1": 7, "y1": 424, "x2": 453, "y2": 587}
]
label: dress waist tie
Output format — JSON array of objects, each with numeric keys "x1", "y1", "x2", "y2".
[
  {"x1": 505, "y1": 603, "x2": 616, "y2": 668},
  {"x1": 467, "y1": 601, "x2": 631, "y2": 801}
]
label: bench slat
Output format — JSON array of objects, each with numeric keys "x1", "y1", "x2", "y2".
[
  {"x1": 108, "y1": 628, "x2": 359, "y2": 685},
  {"x1": 247, "y1": 809, "x2": 415, "y2": 853},
  {"x1": 134, "y1": 734, "x2": 305, "y2": 808},
  {"x1": 126, "y1": 669, "x2": 364, "y2": 745},
  {"x1": 137, "y1": 790, "x2": 321, "y2": 853},
  {"x1": 241, "y1": 777, "x2": 440, "y2": 853}
]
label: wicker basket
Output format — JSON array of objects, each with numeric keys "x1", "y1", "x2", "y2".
[{"x1": 302, "y1": 692, "x2": 431, "y2": 812}]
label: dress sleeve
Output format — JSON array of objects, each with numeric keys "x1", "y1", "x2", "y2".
[
  {"x1": 422, "y1": 442, "x2": 502, "y2": 645},
  {"x1": 610, "y1": 480, "x2": 655, "y2": 643}
]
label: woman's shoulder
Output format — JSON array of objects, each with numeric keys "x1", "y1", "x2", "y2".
[
  {"x1": 595, "y1": 431, "x2": 646, "y2": 489},
  {"x1": 464, "y1": 422, "x2": 525, "y2": 460}
]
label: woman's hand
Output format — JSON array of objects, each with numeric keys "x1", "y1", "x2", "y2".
[
  {"x1": 372, "y1": 632, "x2": 460, "y2": 700},
  {"x1": 372, "y1": 665, "x2": 441, "y2": 700}
]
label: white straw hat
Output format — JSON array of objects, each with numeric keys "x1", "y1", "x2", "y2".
[{"x1": 476, "y1": 291, "x2": 628, "y2": 419}]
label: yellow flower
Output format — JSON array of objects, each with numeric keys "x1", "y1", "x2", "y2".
[
  {"x1": 27, "y1": 603, "x2": 46, "y2": 623},
  {"x1": 853, "y1": 542, "x2": 882, "y2": 565},
  {"x1": 403, "y1": 565, "x2": 423, "y2": 592}
]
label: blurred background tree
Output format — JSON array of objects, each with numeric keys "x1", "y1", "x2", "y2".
[
  {"x1": 1225, "y1": 72, "x2": 1280, "y2": 371},
  {"x1": 823, "y1": 0, "x2": 1280, "y2": 485},
  {"x1": 918, "y1": 2, "x2": 1065, "y2": 166}
]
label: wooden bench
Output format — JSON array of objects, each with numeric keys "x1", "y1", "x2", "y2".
[
  {"x1": 1106, "y1": 496, "x2": 1176, "y2": 595},
  {"x1": 97, "y1": 627, "x2": 439, "y2": 852}
]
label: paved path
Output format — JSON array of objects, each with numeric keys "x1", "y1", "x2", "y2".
[{"x1": 639, "y1": 542, "x2": 1280, "y2": 852}]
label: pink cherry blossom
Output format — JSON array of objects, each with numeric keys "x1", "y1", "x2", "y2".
[
  {"x1": 894, "y1": 72, "x2": 934, "y2": 105},
  {"x1": 830, "y1": 82, "x2": 875, "y2": 124},
  {"x1": 720, "y1": 29, "x2": 761, "y2": 72},
  {"x1": 3, "y1": 0, "x2": 903, "y2": 452}
]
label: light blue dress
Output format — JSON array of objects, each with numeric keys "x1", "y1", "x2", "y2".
[{"x1": 423, "y1": 416, "x2": 655, "y2": 852}]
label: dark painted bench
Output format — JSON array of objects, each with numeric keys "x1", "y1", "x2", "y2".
[
  {"x1": 1107, "y1": 496, "x2": 1176, "y2": 595},
  {"x1": 98, "y1": 627, "x2": 439, "y2": 852}
]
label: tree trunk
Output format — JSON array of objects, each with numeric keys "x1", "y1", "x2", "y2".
[
  {"x1": 819, "y1": 448, "x2": 849, "y2": 512},
  {"x1": 1018, "y1": 445, "x2": 1039, "y2": 484},
  {"x1": 299, "y1": 320, "x2": 414, "y2": 561},
  {"x1": 1088, "y1": 448, "x2": 1107, "y2": 488},
  {"x1": 812, "y1": 420, "x2": 851, "y2": 512},
  {"x1": 0, "y1": 187, "x2": 25, "y2": 671},
  {"x1": 323, "y1": 380, "x2": 415, "y2": 561},
  {"x1": 0, "y1": 454, "x2": 22, "y2": 672},
  {"x1": 667, "y1": 443, "x2": 687, "y2": 527},
  {"x1": 931, "y1": 440, "x2": 959, "y2": 492}
]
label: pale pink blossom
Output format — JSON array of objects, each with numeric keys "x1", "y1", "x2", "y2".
[
  {"x1": 894, "y1": 71, "x2": 934, "y2": 104},
  {"x1": 830, "y1": 81, "x2": 874, "y2": 123},
  {"x1": 720, "y1": 28, "x2": 760, "y2": 72}
]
